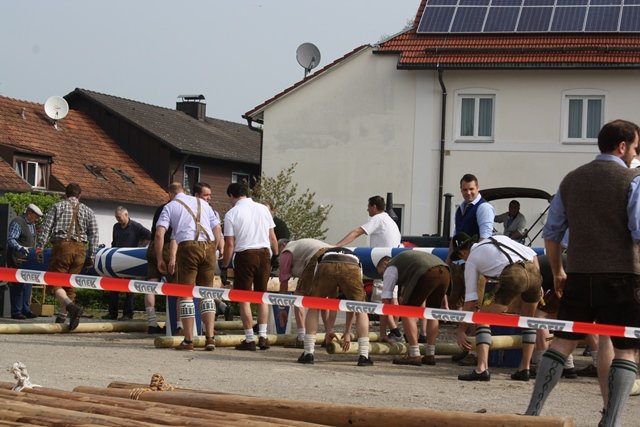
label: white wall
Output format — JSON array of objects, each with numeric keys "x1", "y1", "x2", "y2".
[
  {"x1": 262, "y1": 48, "x2": 420, "y2": 244},
  {"x1": 260, "y1": 51, "x2": 640, "y2": 244}
]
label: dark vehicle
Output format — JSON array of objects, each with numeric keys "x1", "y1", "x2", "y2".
[{"x1": 402, "y1": 187, "x2": 553, "y2": 248}]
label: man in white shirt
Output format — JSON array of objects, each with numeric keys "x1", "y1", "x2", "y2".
[
  {"x1": 222, "y1": 182, "x2": 278, "y2": 351},
  {"x1": 453, "y1": 233, "x2": 542, "y2": 382},
  {"x1": 335, "y1": 195, "x2": 402, "y2": 341}
]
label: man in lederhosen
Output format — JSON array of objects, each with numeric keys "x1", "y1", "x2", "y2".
[
  {"x1": 36, "y1": 183, "x2": 99, "y2": 331},
  {"x1": 155, "y1": 182, "x2": 221, "y2": 351},
  {"x1": 453, "y1": 232, "x2": 542, "y2": 382}
]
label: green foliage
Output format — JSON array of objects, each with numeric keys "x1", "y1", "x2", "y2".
[
  {"x1": 250, "y1": 164, "x2": 332, "y2": 240},
  {"x1": 0, "y1": 192, "x2": 61, "y2": 224}
]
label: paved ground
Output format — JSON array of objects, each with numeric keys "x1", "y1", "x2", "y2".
[{"x1": 0, "y1": 314, "x2": 639, "y2": 426}]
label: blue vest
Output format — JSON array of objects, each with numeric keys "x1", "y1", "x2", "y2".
[{"x1": 454, "y1": 199, "x2": 486, "y2": 237}]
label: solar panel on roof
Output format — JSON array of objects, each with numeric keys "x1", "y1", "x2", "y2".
[
  {"x1": 450, "y1": 6, "x2": 488, "y2": 32},
  {"x1": 551, "y1": 6, "x2": 586, "y2": 31},
  {"x1": 620, "y1": 6, "x2": 640, "y2": 31},
  {"x1": 416, "y1": 0, "x2": 640, "y2": 33},
  {"x1": 584, "y1": 6, "x2": 621, "y2": 31},
  {"x1": 484, "y1": 6, "x2": 520, "y2": 31}
]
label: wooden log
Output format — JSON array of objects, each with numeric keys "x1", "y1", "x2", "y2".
[
  {"x1": 74, "y1": 385, "x2": 574, "y2": 427},
  {"x1": 326, "y1": 335, "x2": 522, "y2": 355},
  {"x1": 211, "y1": 320, "x2": 244, "y2": 330},
  {"x1": 0, "y1": 386, "x2": 319, "y2": 427},
  {"x1": 0, "y1": 393, "x2": 157, "y2": 426},
  {"x1": 0, "y1": 321, "x2": 148, "y2": 335},
  {"x1": 154, "y1": 332, "x2": 383, "y2": 348}
]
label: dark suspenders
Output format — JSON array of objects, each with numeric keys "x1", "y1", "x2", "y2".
[{"x1": 478, "y1": 237, "x2": 528, "y2": 265}]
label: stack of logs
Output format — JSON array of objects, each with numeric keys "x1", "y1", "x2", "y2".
[{"x1": 0, "y1": 376, "x2": 574, "y2": 426}]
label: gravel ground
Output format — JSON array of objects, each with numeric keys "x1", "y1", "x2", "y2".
[{"x1": 1, "y1": 314, "x2": 639, "y2": 426}]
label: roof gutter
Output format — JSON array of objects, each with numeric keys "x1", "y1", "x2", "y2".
[
  {"x1": 245, "y1": 117, "x2": 264, "y2": 177},
  {"x1": 437, "y1": 68, "x2": 447, "y2": 237}
]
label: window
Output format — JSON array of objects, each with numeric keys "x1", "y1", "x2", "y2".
[
  {"x1": 85, "y1": 164, "x2": 107, "y2": 180},
  {"x1": 232, "y1": 172, "x2": 250, "y2": 185},
  {"x1": 15, "y1": 158, "x2": 48, "y2": 188},
  {"x1": 565, "y1": 95, "x2": 603, "y2": 142},
  {"x1": 112, "y1": 167, "x2": 135, "y2": 184},
  {"x1": 456, "y1": 93, "x2": 495, "y2": 142},
  {"x1": 184, "y1": 165, "x2": 200, "y2": 194}
]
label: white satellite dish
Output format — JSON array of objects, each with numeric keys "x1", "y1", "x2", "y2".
[
  {"x1": 44, "y1": 96, "x2": 69, "y2": 122},
  {"x1": 296, "y1": 43, "x2": 321, "y2": 77}
]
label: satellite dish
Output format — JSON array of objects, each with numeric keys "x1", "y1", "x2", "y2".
[
  {"x1": 44, "y1": 96, "x2": 69, "y2": 121},
  {"x1": 296, "y1": 43, "x2": 321, "y2": 77}
]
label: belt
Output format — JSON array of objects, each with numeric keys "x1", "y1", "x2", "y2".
[
  {"x1": 319, "y1": 253, "x2": 360, "y2": 265},
  {"x1": 178, "y1": 240, "x2": 210, "y2": 246}
]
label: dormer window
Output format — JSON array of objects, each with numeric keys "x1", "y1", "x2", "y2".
[{"x1": 14, "y1": 157, "x2": 49, "y2": 189}]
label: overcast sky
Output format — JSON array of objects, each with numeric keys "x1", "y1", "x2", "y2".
[{"x1": 1, "y1": 1, "x2": 419, "y2": 123}]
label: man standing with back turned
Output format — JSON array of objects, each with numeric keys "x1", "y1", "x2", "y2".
[
  {"x1": 524, "y1": 119, "x2": 640, "y2": 427},
  {"x1": 36, "y1": 183, "x2": 98, "y2": 331},
  {"x1": 222, "y1": 182, "x2": 278, "y2": 351},
  {"x1": 155, "y1": 182, "x2": 220, "y2": 351}
]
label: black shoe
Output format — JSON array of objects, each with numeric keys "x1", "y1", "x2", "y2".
[
  {"x1": 511, "y1": 369, "x2": 530, "y2": 381},
  {"x1": 11, "y1": 314, "x2": 26, "y2": 320},
  {"x1": 224, "y1": 305, "x2": 233, "y2": 321},
  {"x1": 101, "y1": 313, "x2": 118, "y2": 320},
  {"x1": 418, "y1": 334, "x2": 427, "y2": 344},
  {"x1": 24, "y1": 312, "x2": 38, "y2": 319},
  {"x1": 357, "y1": 355, "x2": 374, "y2": 366},
  {"x1": 66, "y1": 303, "x2": 83, "y2": 331},
  {"x1": 147, "y1": 325, "x2": 166, "y2": 334},
  {"x1": 452, "y1": 350, "x2": 469, "y2": 363},
  {"x1": 258, "y1": 336, "x2": 270, "y2": 350},
  {"x1": 530, "y1": 366, "x2": 537, "y2": 379},
  {"x1": 54, "y1": 316, "x2": 66, "y2": 324},
  {"x1": 562, "y1": 367, "x2": 578, "y2": 379},
  {"x1": 235, "y1": 339, "x2": 257, "y2": 351},
  {"x1": 297, "y1": 352, "x2": 314, "y2": 364},
  {"x1": 174, "y1": 326, "x2": 183, "y2": 336},
  {"x1": 458, "y1": 369, "x2": 491, "y2": 381},
  {"x1": 576, "y1": 364, "x2": 598, "y2": 377},
  {"x1": 118, "y1": 314, "x2": 133, "y2": 321},
  {"x1": 252, "y1": 323, "x2": 259, "y2": 334}
]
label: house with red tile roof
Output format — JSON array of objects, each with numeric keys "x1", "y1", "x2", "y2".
[
  {"x1": 244, "y1": 0, "x2": 640, "y2": 244},
  {"x1": 0, "y1": 94, "x2": 168, "y2": 246},
  {"x1": 65, "y1": 89, "x2": 261, "y2": 215}
]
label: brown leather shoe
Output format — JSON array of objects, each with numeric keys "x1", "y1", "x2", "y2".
[
  {"x1": 204, "y1": 337, "x2": 215, "y2": 351},
  {"x1": 235, "y1": 339, "x2": 257, "y2": 351},
  {"x1": 258, "y1": 336, "x2": 270, "y2": 350},
  {"x1": 392, "y1": 355, "x2": 423, "y2": 366},
  {"x1": 66, "y1": 303, "x2": 83, "y2": 331},
  {"x1": 422, "y1": 355, "x2": 436, "y2": 365},
  {"x1": 175, "y1": 340, "x2": 194, "y2": 351}
]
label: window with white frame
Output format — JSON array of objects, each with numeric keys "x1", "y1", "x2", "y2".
[
  {"x1": 232, "y1": 172, "x2": 250, "y2": 185},
  {"x1": 456, "y1": 93, "x2": 495, "y2": 141},
  {"x1": 14, "y1": 158, "x2": 48, "y2": 188},
  {"x1": 564, "y1": 95, "x2": 604, "y2": 142}
]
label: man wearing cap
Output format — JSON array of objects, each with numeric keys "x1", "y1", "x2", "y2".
[
  {"x1": 36, "y1": 183, "x2": 98, "y2": 331},
  {"x1": 7, "y1": 203, "x2": 43, "y2": 320},
  {"x1": 376, "y1": 251, "x2": 450, "y2": 366},
  {"x1": 453, "y1": 232, "x2": 542, "y2": 382}
]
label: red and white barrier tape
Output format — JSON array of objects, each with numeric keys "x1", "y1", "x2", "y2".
[{"x1": 2, "y1": 267, "x2": 639, "y2": 339}]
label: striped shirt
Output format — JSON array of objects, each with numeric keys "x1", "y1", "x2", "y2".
[{"x1": 38, "y1": 197, "x2": 99, "y2": 254}]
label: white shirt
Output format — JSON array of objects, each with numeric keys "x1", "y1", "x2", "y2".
[
  {"x1": 361, "y1": 212, "x2": 401, "y2": 247},
  {"x1": 223, "y1": 197, "x2": 275, "y2": 252},
  {"x1": 464, "y1": 234, "x2": 537, "y2": 302},
  {"x1": 381, "y1": 265, "x2": 400, "y2": 299},
  {"x1": 157, "y1": 193, "x2": 220, "y2": 244}
]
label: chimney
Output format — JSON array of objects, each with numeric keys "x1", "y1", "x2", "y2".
[{"x1": 176, "y1": 94, "x2": 206, "y2": 120}]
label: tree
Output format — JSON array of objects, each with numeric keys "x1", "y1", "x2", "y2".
[
  {"x1": 0, "y1": 192, "x2": 61, "y2": 223},
  {"x1": 250, "y1": 164, "x2": 332, "y2": 240}
]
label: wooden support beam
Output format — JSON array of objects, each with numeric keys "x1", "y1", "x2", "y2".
[{"x1": 74, "y1": 385, "x2": 573, "y2": 427}]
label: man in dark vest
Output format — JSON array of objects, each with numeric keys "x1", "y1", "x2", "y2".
[
  {"x1": 7, "y1": 203, "x2": 43, "y2": 319},
  {"x1": 445, "y1": 174, "x2": 495, "y2": 366},
  {"x1": 524, "y1": 119, "x2": 640, "y2": 427}
]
